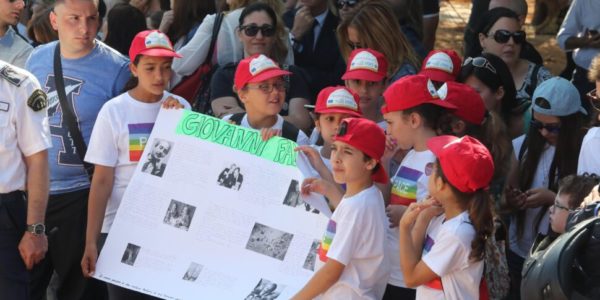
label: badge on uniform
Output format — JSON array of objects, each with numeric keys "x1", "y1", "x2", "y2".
[
  {"x1": 0, "y1": 101, "x2": 9, "y2": 112},
  {"x1": 27, "y1": 89, "x2": 48, "y2": 112},
  {"x1": 0, "y1": 65, "x2": 27, "y2": 87}
]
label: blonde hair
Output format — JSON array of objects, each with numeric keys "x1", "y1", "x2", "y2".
[
  {"x1": 588, "y1": 54, "x2": 600, "y2": 82},
  {"x1": 337, "y1": 0, "x2": 420, "y2": 77}
]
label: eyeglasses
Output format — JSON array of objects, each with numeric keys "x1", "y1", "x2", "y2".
[
  {"x1": 587, "y1": 89, "x2": 600, "y2": 112},
  {"x1": 463, "y1": 56, "x2": 497, "y2": 74},
  {"x1": 488, "y1": 29, "x2": 526, "y2": 44},
  {"x1": 336, "y1": 0, "x2": 359, "y2": 9},
  {"x1": 245, "y1": 81, "x2": 287, "y2": 94},
  {"x1": 239, "y1": 24, "x2": 275, "y2": 37},
  {"x1": 530, "y1": 119, "x2": 561, "y2": 134},
  {"x1": 551, "y1": 200, "x2": 571, "y2": 212}
]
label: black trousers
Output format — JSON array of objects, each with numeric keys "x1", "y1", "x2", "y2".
[
  {"x1": 383, "y1": 284, "x2": 416, "y2": 300},
  {"x1": 29, "y1": 189, "x2": 107, "y2": 300},
  {"x1": 0, "y1": 191, "x2": 29, "y2": 299}
]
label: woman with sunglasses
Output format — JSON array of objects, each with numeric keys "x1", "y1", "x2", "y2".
[
  {"x1": 209, "y1": 3, "x2": 312, "y2": 132},
  {"x1": 504, "y1": 77, "x2": 587, "y2": 300},
  {"x1": 171, "y1": 0, "x2": 293, "y2": 86},
  {"x1": 578, "y1": 54, "x2": 600, "y2": 175},
  {"x1": 458, "y1": 53, "x2": 527, "y2": 138},
  {"x1": 477, "y1": 7, "x2": 552, "y2": 135},
  {"x1": 337, "y1": 0, "x2": 421, "y2": 84}
]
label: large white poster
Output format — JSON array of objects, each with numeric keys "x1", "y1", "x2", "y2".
[{"x1": 94, "y1": 109, "x2": 330, "y2": 299}]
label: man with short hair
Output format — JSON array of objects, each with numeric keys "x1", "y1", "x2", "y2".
[
  {"x1": 25, "y1": 0, "x2": 130, "y2": 298},
  {"x1": 0, "y1": 0, "x2": 33, "y2": 67},
  {"x1": 0, "y1": 60, "x2": 50, "y2": 300}
]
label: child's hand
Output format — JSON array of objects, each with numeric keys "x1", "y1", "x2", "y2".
[
  {"x1": 385, "y1": 204, "x2": 407, "y2": 228},
  {"x1": 295, "y1": 145, "x2": 326, "y2": 171},
  {"x1": 505, "y1": 185, "x2": 527, "y2": 209},
  {"x1": 523, "y1": 188, "x2": 555, "y2": 208},
  {"x1": 162, "y1": 96, "x2": 185, "y2": 109},
  {"x1": 381, "y1": 135, "x2": 399, "y2": 165},
  {"x1": 301, "y1": 177, "x2": 327, "y2": 196},
  {"x1": 260, "y1": 128, "x2": 281, "y2": 141},
  {"x1": 400, "y1": 203, "x2": 429, "y2": 229}
]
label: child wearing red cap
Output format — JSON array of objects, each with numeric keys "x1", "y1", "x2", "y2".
[
  {"x1": 292, "y1": 118, "x2": 390, "y2": 300},
  {"x1": 342, "y1": 48, "x2": 388, "y2": 127},
  {"x1": 224, "y1": 54, "x2": 310, "y2": 144},
  {"x1": 380, "y1": 75, "x2": 457, "y2": 299},
  {"x1": 399, "y1": 135, "x2": 495, "y2": 300},
  {"x1": 81, "y1": 30, "x2": 189, "y2": 299},
  {"x1": 297, "y1": 86, "x2": 361, "y2": 192},
  {"x1": 418, "y1": 49, "x2": 462, "y2": 87}
]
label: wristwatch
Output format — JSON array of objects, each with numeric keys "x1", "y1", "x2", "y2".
[{"x1": 26, "y1": 223, "x2": 46, "y2": 235}]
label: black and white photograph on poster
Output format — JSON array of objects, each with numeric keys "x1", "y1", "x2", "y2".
[
  {"x1": 182, "y1": 262, "x2": 203, "y2": 282},
  {"x1": 163, "y1": 199, "x2": 196, "y2": 231},
  {"x1": 302, "y1": 240, "x2": 320, "y2": 271},
  {"x1": 141, "y1": 138, "x2": 173, "y2": 177},
  {"x1": 245, "y1": 223, "x2": 294, "y2": 261},
  {"x1": 121, "y1": 243, "x2": 141, "y2": 266},
  {"x1": 282, "y1": 180, "x2": 320, "y2": 214},
  {"x1": 244, "y1": 278, "x2": 285, "y2": 300},
  {"x1": 217, "y1": 163, "x2": 244, "y2": 190}
]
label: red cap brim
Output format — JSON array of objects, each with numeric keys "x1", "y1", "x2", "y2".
[
  {"x1": 341, "y1": 69, "x2": 385, "y2": 82},
  {"x1": 248, "y1": 69, "x2": 292, "y2": 84},
  {"x1": 419, "y1": 69, "x2": 455, "y2": 83},
  {"x1": 138, "y1": 48, "x2": 182, "y2": 59},
  {"x1": 315, "y1": 107, "x2": 362, "y2": 117}
]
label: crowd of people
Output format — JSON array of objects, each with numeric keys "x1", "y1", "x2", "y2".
[{"x1": 1, "y1": 0, "x2": 600, "y2": 299}]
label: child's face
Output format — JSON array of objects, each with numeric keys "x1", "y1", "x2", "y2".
[
  {"x1": 131, "y1": 56, "x2": 173, "y2": 98},
  {"x1": 383, "y1": 111, "x2": 415, "y2": 150},
  {"x1": 549, "y1": 192, "x2": 571, "y2": 234},
  {"x1": 330, "y1": 140, "x2": 375, "y2": 185},
  {"x1": 239, "y1": 77, "x2": 286, "y2": 119},
  {"x1": 345, "y1": 79, "x2": 386, "y2": 115},
  {"x1": 316, "y1": 113, "x2": 353, "y2": 145}
]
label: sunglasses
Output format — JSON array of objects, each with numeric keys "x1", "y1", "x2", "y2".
[
  {"x1": 587, "y1": 89, "x2": 600, "y2": 112},
  {"x1": 336, "y1": 0, "x2": 359, "y2": 9},
  {"x1": 239, "y1": 24, "x2": 275, "y2": 37},
  {"x1": 463, "y1": 56, "x2": 497, "y2": 74},
  {"x1": 530, "y1": 119, "x2": 561, "y2": 134},
  {"x1": 488, "y1": 29, "x2": 526, "y2": 44}
]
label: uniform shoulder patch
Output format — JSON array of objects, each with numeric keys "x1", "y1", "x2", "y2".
[
  {"x1": 0, "y1": 65, "x2": 27, "y2": 87},
  {"x1": 27, "y1": 89, "x2": 48, "y2": 112}
]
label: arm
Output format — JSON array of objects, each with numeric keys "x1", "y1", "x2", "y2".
[
  {"x1": 556, "y1": 1, "x2": 600, "y2": 50},
  {"x1": 283, "y1": 98, "x2": 311, "y2": 133},
  {"x1": 301, "y1": 177, "x2": 344, "y2": 208},
  {"x1": 172, "y1": 13, "x2": 216, "y2": 76},
  {"x1": 18, "y1": 150, "x2": 49, "y2": 270},
  {"x1": 291, "y1": 258, "x2": 345, "y2": 299},
  {"x1": 81, "y1": 165, "x2": 115, "y2": 277}
]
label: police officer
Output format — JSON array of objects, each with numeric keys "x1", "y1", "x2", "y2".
[{"x1": 0, "y1": 60, "x2": 51, "y2": 299}]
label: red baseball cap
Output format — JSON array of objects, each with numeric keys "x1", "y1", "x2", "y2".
[
  {"x1": 419, "y1": 50, "x2": 461, "y2": 83},
  {"x1": 314, "y1": 86, "x2": 362, "y2": 117},
  {"x1": 129, "y1": 30, "x2": 182, "y2": 62},
  {"x1": 427, "y1": 135, "x2": 494, "y2": 193},
  {"x1": 342, "y1": 48, "x2": 388, "y2": 82},
  {"x1": 234, "y1": 54, "x2": 291, "y2": 90},
  {"x1": 381, "y1": 75, "x2": 457, "y2": 114},
  {"x1": 334, "y1": 118, "x2": 388, "y2": 183},
  {"x1": 444, "y1": 82, "x2": 486, "y2": 125}
]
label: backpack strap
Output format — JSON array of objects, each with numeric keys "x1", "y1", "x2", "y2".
[
  {"x1": 281, "y1": 120, "x2": 300, "y2": 142},
  {"x1": 229, "y1": 113, "x2": 245, "y2": 125}
]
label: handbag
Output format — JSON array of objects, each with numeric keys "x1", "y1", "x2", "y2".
[
  {"x1": 171, "y1": 12, "x2": 224, "y2": 114},
  {"x1": 53, "y1": 43, "x2": 94, "y2": 180}
]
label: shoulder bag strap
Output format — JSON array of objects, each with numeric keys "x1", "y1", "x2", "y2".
[
  {"x1": 229, "y1": 113, "x2": 245, "y2": 125},
  {"x1": 53, "y1": 43, "x2": 94, "y2": 178},
  {"x1": 206, "y1": 12, "x2": 225, "y2": 65}
]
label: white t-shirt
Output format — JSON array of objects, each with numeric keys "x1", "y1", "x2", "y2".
[
  {"x1": 222, "y1": 113, "x2": 310, "y2": 145},
  {"x1": 316, "y1": 185, "x2": 390, "y2": 299},
  {"x1": 84, "y1": 91, "x2": 190, "y2": 233},
  {"x1": 578, "y1": 127, "x2": 600, "y2": 175},
  {"x1": 509, "y1": 135, "x2": 553, "y2": 257},
  {"x1": 387, "y1": 149, "x2": 436, "y2": 287},
  {"x1": 416, "y1": 212, "x2": 484, "y2": 300}
]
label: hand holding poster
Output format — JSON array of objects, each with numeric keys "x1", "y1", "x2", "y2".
[{"x1": 94, "y1": 109, "x2": 329, "y2": 299}]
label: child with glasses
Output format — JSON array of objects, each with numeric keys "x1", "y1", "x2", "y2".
[
  {"x1": 211, "y1": 3, "x2": 312, "y2": 132},
  {"x1": 549, "y1": 174, "x2": 600, "y2": 234},
  {"x1": 292, "y1": 118, "x2": 390, "y2": 299},
  {"x1": 476, "y1": 7, "x2": 551, "y2": 127},
  {"x1": 504, "y1": 77, "x2": 588, "y2": 300},
  {"x1": 223, "y1": 54, "x2": 310, "y2": 144},
  {"x1": 381, "y1": 75, "x2": 457, "y2": 300}
]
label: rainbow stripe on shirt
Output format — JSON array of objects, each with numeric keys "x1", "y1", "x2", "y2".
[
  {"x1": 390, "y1": 166, "x2": 422, "y2": 205},
  {"x1": 128, "y1": 123, "x2": 154, "y2": 162},
  {"x1": 318, "y1": 219, "x2": 337, "y2": 262}
]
